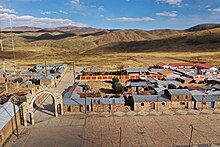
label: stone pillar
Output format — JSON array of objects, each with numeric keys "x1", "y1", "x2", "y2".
[
  {"x1": 54, "y1": 104, "x2": 58, "y2": 117},
  {"x1": 23, "y1": 113, "x2": 28, "y2": 127},
  {"x1": 60, "y1": 104, "x2": 64, "y2": 115},
  {"x1": 31, "y1": 112, "x2": 35, "y2": 125}
]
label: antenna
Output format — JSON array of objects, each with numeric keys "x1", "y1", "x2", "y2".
[
  {"x1": 0, "y1": 21, "x2": 3, "y2": 51},
  {"x1": 9, "y1": 18, "x2": 16, "y2": 67}
]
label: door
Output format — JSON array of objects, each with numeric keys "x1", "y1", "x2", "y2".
[
  {"x1": 211, "y1": 102, "x2": 215, "y2": 108},
  {"x1": 185, "y1": 102, "x2": 189, "y2": 109},
  {"x1": 150, "y1": 102, "x2": 155, "y2": 109}
]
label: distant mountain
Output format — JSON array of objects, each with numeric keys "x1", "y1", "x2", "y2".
[
  {"x1": 186, "y1": 24, "x2": 220, "y2": 32},
  {"x1": 2, "y1": 26, "x2": 40, "y2": 32}
]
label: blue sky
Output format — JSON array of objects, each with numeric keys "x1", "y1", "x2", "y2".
[{"x1": 0, "y1": 0, "x2": 220, "y2": 30}]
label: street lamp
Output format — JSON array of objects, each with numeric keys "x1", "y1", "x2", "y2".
[
  {"x1": 189, "y1": 124, "x2": 193, "y2": 147},
  {"x1": 119, "y1": 127, "x2": 122, "y2": 147},
  {"x1": 11, "y1": 96, "x2": 19, "y2": 137}
]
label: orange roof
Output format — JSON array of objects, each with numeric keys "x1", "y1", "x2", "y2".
[
  {"x1": 194, "y1": 63, "x2": 212, "y2": 69},
  {"x1": 161, "y1": 70, "x2": 173, "y2": 76},
  {"x1": 168, "y1": 62, "x2": 194, "y2": 66},
  {"x1": 155, "y1": 62, "x2": 167, "y2": 67}
]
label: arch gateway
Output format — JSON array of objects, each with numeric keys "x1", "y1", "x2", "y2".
[{"x1": 21, "y1": 87, "x2": 63, "y2": 126}]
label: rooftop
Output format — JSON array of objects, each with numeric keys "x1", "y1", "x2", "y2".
[
  {"x1": 167, "y1": 89, "x2": 191, "y2": 95},
  {"x1": 0, "y1": 102, "x2": 19, "y2": 130}
]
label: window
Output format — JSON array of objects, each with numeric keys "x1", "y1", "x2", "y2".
[
  {"x1": 141, "y1": 103, "x2": 144, "y2": 106},
  {"x1": 177, "y1": 96, "x2": 179, "y2": 99},
  {"x1": 161, "y1": 102, "x2": 165, "y2": 106},
  {"x1": 67, "y1": 106, "x2": 71, "y2": 112},
  {"x1": 185, "y1": 95, "x2": 188, "y2": 99},
  {"x1": 180, "y1": 102, "x2": 185, "y2": 105}
]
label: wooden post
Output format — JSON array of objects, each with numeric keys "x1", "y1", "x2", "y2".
[
  {"x1": 119, "y1": 127, "x2": 122, "y2": 147},
  {"x1": 73, "y1": 62, "x2": 76, "y2": 83},
  {"x1": 12, "y1": 98, "x2": 19, "y2": 137}
]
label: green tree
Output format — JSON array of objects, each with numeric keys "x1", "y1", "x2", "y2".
[
  {"x1": 112, "y1": 82, "x2": 124, "y2": 94},
  {"x1": 12, "y1": 78, "x2": 23, "y2": 83},
  {"x1": 112, "y1": 77, "x2": 119, "y2": 83}
]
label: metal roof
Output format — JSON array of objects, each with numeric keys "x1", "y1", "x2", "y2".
[
  {"x1": 125, "y1": 68, "x2": 149, "y2": 73},
  {"x1": 167, "y1": 89, "x2": 191, "y2": 95},
  {"x1": 190, "y1": 90, "x2": 205, "y2": 95},
  {"x1": 130, "y1": 81, "x2": 148, "y2": 87},
  {"x1": 63, "y1": 91, "x2": 80, "y2": 99},
  {"x1": 0, "y1": 102, "x2": 19, "y2": 130},
  {"x1": 133, "y1": 95, "x2": 170, "y2": 102},
  {"x1": 63, "y1": 98, "x2": 91, "y2": 105},
  {"x1": 192, "y1": 95, "x2": 220, "y2": 102}
]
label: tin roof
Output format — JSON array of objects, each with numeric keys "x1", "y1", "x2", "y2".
[
  {"x1": 167, "y1": 89, "x2": 191, "y2": 95},
  {"x1": 133, "y1": 95, "x2": 170, "y2": 102},
  {"x1": 0, "y1": 102, "x2": 19, "y2": 130},
  {"x1": 130, "y1": 81, "x2": 148, "y2": 87}
]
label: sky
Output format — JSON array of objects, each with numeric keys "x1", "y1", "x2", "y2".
[{"x1": 0, "y1": 0, "x2": 220, "y2": 30}]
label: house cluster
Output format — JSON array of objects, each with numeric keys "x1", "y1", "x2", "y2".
[
  {"x1": 0, "y1": 63, "x2": 67, "y2": 91},
  {"x1": 63, "y1": 62, "x2": 220, "y2": 113}
]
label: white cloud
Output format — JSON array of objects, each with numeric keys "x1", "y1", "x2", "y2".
[
  {"x1": 208, "y1": 7, "x2": 220, "y2": 13},
  {"x1": 0, "y1": 12, "x2": 86, "y2": 27},
  {"x1": 98, "y1": 6, "x2": 104, "y2": 11},
  {"x1": 0, "y1": 5, "x2": 15, "y2": 14},
  {"x1": 70, "y1": 0, "x2": 80, "y2": 5},
  {"x1": 106, "y1": 17, "x2": 155, "y2": 22},
  {"x1": 41, "y1": 10, "x2": 68, "y2": 15},
  {"x1": 156, "y1": 0, "x2": 182, "y2": 5},
  {"x1": 156, "y1": 11, "x2": 178, "y2": 17}
]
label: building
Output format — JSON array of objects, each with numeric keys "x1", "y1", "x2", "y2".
[
  {"x1": 0, "y1": 102, "x2": 21, "y2": 146},
  {"x1": 190, "y1": 90, "x2": 220, "y2": 109},
  {"x1": 133, "y1": 95, "x2": 171, "y2": 111},
  {"x1": 165, "y1": 89, "x2": 193, "y2": 109},
  {"x1": 127, "y1": 81, "x2": 148, "y2": 94}
]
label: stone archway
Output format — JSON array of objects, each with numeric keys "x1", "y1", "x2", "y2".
[{"x1": 21, "y1": 87, "x2": 63, "y2": 127}]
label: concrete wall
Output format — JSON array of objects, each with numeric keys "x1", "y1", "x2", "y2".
[
  {"x1": 134, "y1": 101, "x2": 172, "y2": 111},
  {"x1": 171, "y1": 101, "x2": 192, "y2": 109}
]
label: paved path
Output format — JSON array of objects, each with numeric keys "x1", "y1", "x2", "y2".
[{"x1": 7, "y1": 114, "x2": 220, "y2": 147}]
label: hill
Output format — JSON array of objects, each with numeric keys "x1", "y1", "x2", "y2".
[
  {"x1": 1, "y1": 24, "x2": 220, "y2": 66},
  {"x1": 186, "y1": 24, "x2": 220, "y2": 32}
]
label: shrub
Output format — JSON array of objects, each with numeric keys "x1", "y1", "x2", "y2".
[{"x1": 12, "y1": 78, "x2": 23, "y2": 83}]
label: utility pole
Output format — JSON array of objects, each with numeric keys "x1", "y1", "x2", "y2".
[
  {"x1": 119, "y1": 127, "x2": 122, "y2": 147},
  {"x1": 0, "y1": 25, "x2": 3, "y2": 51},
  {"x1": 4, "y1": 75, "x2": 8, "y2": 94},
  {"x1": 9, "y1": 18, "x2": 16, "y2": 63},
  {"x1": 201, "y1": 95, "x2": 204, "y2": 111},
  {"x1": 157, "y1": 95, "x2": 159, "y2": 112},
  {"x1": 84, "y1": 90, "x2": 87, "y2": 114},
  {"x1": 45, "y1": 60, "x2": 47, "y2": 77},
  {"x1": 73, "y1": 62, "x2": 76, "y2": 83},
  {"x1": 12, "y1": 97, "x2": 19, "y2": 137},
  {"x1": 189, "y1": 124, "x2": 194, "y2": 147},
  {"x1": 3, "y1": 59, "x2": 6, "y2": 72}
]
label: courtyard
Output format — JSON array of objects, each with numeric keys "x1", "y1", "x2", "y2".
[{"x1": 5, "y1": 113, "x2": 220, "y2": 147}]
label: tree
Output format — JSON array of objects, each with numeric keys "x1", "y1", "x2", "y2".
[
  {"x1": 12, "y1": 78, "x2": 23, "y2": 83},
  {"x1": 112, "y1": 82, "x2": 124, "y2": 94},
  {"x1": 112, "y1": 77, "x2": 119, "y2": 83},
  {"x1": 50, "y1": 69, "x2": 55, "y2": 73},
  {"x1": 168, "y1": 84, "x2": 177, "y2": 89}
]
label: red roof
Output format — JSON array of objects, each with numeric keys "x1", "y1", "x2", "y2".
[
  {"x1": 155, "y1": 62, "x2": 167, "y2": 67},
  {"x1": 168, "y1": 62, "x2": 194, "y2": 67},
  {"x1": 194, "y1": 63, "x2": 212, "y2": 69}
]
